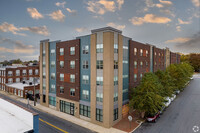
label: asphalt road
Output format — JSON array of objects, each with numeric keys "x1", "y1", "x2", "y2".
[
  {"x1": 134, "y1": 73, "x2": 200, "y2": 133},
  {"x1": 0, "y1": 93, "x2": 95, "y2": 133}
]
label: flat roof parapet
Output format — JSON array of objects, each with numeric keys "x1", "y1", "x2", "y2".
[{"x1": 91, "y1": 27, "x2": 122, "y2": 34}]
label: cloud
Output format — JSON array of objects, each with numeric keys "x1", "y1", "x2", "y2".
[
  {"x1": 0, "y1": 38, "x2": 36, "y2": 54},
  {"x1": 159, "y1": 0, "x2": 173, "y2": 6},
  {"x1": 107, "y1": 22, "x2": 125, "y2": 30},
  {"x1": 165, "y1": 37, "x2": 191, "y2": 43},
  {"x1": 176, "y1": 26, "x2": 181, "y2": 32},
  {"x1": 156, "y1": 4, "x2": 164, "y2": 8},
  {"x1": 27, "y1": 8, "x2": 43, "y2": 19},
  {"x1": 87, "y1": 0, "x2": 116, "y2": 15},
  {"x1": 191, "y1": 0, "x2": 200, "y2": 7},
  {"x1": 55, "y1": 1, "x2": 66, "y2": 8},
  {"x1": 0, "y1": 22, "x2": 26, "y2": 36},
  {"x1": 49, "y1": 10, "x2": 65, "y2": 22},
  {"x1": 178, "y1": 18, "x2": 192, "y2": 24},
  {"x1": 75, "y1": 27, "x2": 88, "y2": 33},
  {"x1": 66, "y1": 8, "x2": 77, "y2": 16},
  {"x1": 0, "y1": 22, "x2": 50, "y2": 36},
  {"x1": 116, "y1": 0, "x2": 124, "y2": 9},
  {"x1": 129, "y1": 14, "x2": 171, "y2": 25},
  {"x1": 174, "y1": 32, "x2": 200, "y2": 53},
  {"x1": 20, "y1": 26, "x2": 50, "y2": 36},
  {"x1": 160, "y1": 9, "x2": 175, "y2": 17}
]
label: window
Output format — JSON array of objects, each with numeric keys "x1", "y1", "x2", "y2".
[
  {"x1": 16, "y1": 70, "x2": 20, "y2": 76},
  {"x1": 60, "y1": 100, "x2": 74, "y2": 115},
  {"x1": 16, "y1": 78, "x2": 20, "y2": 83},
  {"x1": 134, "y1": 48, "x2": 137, "y2": 55},
  {"x1": 51, "y1": 73, "x2": 55, "y2": 80},
  {"x1": 155, "y1": 62, "x2": 157, "y2": 66},
  {"x1": 60, "y1": 73, "x2": 64, "y2": 81},
  {"x1": 80, "y1": 104, "x2": 90, "y2": 118},
  {"x1": 114, "y1": 61, "x2": 118, "y2": 69},
  {"x1": 140, "y1": 61, "x2": 143, "y2": 67},
  {"x1": 96, "y1": 60, "x2": 103, "y2": 69},
  {"x1": 155, "y1": 52, "x2": 157, "y2": 56},
  {"x1": 70, "y1": 61, "x2": 75, "y2": 69},
  {"x1": 82, "y1": 75, "x2": 89, "y2": 84},
  {"x1": 8, "y1": 71, "x2": 13, "y2": 76},
  {"x1": 70, "y1": 47, "x2": 75, "y2": 55},
  {"x1": 51, "y1": 49, "x2": 55, "y2": 56},
  {"x1": 8, "y1": 78, "x2": 13, "y2": 83},
  {"x1": 159, "y1": 53, "x2": 161, "y2": 56},
  {"x1": 49, "y1": 96, "x2": 56, "y2": 106},
  {"x1": 140, "y1": 73, "x2": 143, "y2": 79},
  {"x1": 140, "y1": 49, "x2": 143, "y2": 56},
  {"x1": 146, "y1": 50, "x2": 148, "y2": 57},
  {"x1": 83, "y1": 60, "x2": 89, "y2": 69},
  {"x1": 22, "y1": 70, "x2": 26, "y2": 76},
  {"x1": 123, "y1": 46, "x2": 128, "y2": 49},
  {"x1": 146, "y1": 61, "x2": 148, "y2": 66},
  {"x1": 123, "y1": 60, "x2": 128, "y2": 64},
  {"x1": 60, "y1": 86, "x2": 64, "y2": 93},
  {"x1": 83, "y1": 90, "x2": 89, "y2": 100},
  {"x1": 96, "y1": 109, "x2": 103, "y2": 122},
  {"x1": 35, "y1": 69, "x2": 39, "y2": 75},
  {"x1": 113, "y1": 108, "x2": 118, "y2": 121},
  {"x1": 96, "y1": 44, "x2": 103, "y2": 53},
  {"x1": 96, "y1": 77, "x2": 103, "y2": 86},
  {"x1": 134, "y1": 61, "x2": 137, "y2": 68},
  {"x1": 42, "y1": 61, "x2": 46, "y2": 67},
  {"x1": 60, "y1": 61, "x2": 64, "y2": 68},
  {"x1": 114, "y1": 76, "x2": 118, "y2": 86},
  {"x1": 29, "y1": 77, "x2": 33, "y2": 81},
  {"x1": 134, "y1": 74, "x2": 137, "y2": 82},
  {"x1": 114, "y1": 44, "x2": 118, "y2": 53},
  {"x1": 70, "y1": 88, "x2": 75, "y2": 96},
  {"x1": 60, "y1": 48, "x2": 64, "y2": 55},
  {"x1": 50, "y1": 84, "x2": 56, "y2": 93},
  {"x1": 29, "y1": 69, "x2": 32, "y2": 75},
  {"x1": 96, "y1": 93, "x2": 103, "y2": 102},
  {"x1": 70, "y1": 74, "x2": 75, "y2": 83},
  {"x1": 43, "y1": 73, "x2": 46, "y2": 78},
  {"x1": 51, "y1": 61, "x2": 55, "y2": 67},
  {"x1": 114, "y1": 92, "x2": 118, "y2": 102},
  {"x1": 83, "y1": 45, "x2": 89, "y2": 54}
]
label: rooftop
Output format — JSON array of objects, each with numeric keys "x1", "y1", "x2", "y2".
[
  {"x1": 91, "y1": 27, "x2": 122, "y2": 34},
  {"x1": 0, "y1": 98, "x2": 35, "y2": 133}
]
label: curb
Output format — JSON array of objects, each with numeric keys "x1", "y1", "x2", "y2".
[{"x1": 129, "y1": 120, "x2": 145, "y2": 133}]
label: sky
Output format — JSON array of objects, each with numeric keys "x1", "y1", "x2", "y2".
[{"x1": 0, "y1": 0, "x2": 199, "y2": 61}]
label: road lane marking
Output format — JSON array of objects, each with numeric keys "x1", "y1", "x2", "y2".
[{"x1": 39, "y1": 118, "x2": 68, "y2": 133}]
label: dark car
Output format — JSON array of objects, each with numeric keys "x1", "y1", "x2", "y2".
[{"x1": 146, "y1": 112, "x2": 160, "y2": 123}]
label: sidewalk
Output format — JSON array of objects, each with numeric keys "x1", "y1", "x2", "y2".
[{"x1": 0, "y1": 91, "x2": 126, "y2": 133}]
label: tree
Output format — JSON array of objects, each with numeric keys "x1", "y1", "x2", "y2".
[
  {"x1": 155, "y1": 70, "x2": 175, "y2": 97},
  {"x1": 189, "y1": 54, "x2": 200, "y2": 72},
  {"x1": 129, "y1": 72, "x2": 164, "y2": 117}
]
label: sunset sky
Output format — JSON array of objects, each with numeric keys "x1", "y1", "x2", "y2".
[{"x1": 0, "y1": 0, "x2": 199, "y2": 61}]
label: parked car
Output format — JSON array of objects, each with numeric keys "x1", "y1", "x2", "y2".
[
  {"x1": 175, "y1": 90, "x2": 180, "y2": 95},
  {"x1": 170, "y1": 94, "x2": 176, "y2": 102},
  {"x1": 164, "y1": 97, "x2": 171, "y2": 107},
  {"x1": 159, "y1": 106, "x2": 166, "y2": 115},
  {"x1": 146, "y1": 112, "x2": 160, "y2": 123}
]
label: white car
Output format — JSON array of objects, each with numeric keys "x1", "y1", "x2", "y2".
[
  {"x1": 170, "y1": 94, "x2": 176, "y2": 102},
  {"x1": 164, "y1": 97, "x2": 171, "y2": 107}
]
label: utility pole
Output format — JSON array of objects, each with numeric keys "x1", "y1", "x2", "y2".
[{"x1": 34, "y1": 77, "x2": 36, "y2": 106}]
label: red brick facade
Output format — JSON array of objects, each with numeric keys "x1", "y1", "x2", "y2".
[
  {"x1": 56, "y1": 39, "x2": 80, "y2": 101},
  {"x1": 170, "y1": 52, "x2": 177, "y2": 64},
  {"x1": 153, "y1": 47, "x2": 165, "y2": 72},
  {"x1": 129, "y1": 40, "x2": 150, "y2": 89}
]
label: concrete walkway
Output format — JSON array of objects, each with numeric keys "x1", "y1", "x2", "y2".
[{"x1": 0, "y1": 91, "x2": 126, "y2": 133}]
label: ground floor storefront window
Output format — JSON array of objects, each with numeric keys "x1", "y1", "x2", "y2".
[
  {"x1": 60, "y1": 100, "x2": 74, "y2": 116},
  {"x1": 96, "y1": 108, "x2": 103, "y2": 122},
  {"x1": 80, "y1": 104, "x2": 90, "y2": 118},
  {"x1": 49, "y1": 96, "x2": 56, "y2": 106}
]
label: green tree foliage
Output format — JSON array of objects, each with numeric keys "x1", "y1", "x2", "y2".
[
  {"x1": 155, "y1": 70, "x2": 175, "y2": 97},
  {"x1": 189, "y1": 54, "x2": 200, "y2": 72},
  {"x1": 129, "y1": 72, "x2": 164, "y2": 116}
]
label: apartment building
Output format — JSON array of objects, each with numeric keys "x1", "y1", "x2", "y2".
[
  {"x1": 0, "y1": 64, "x2": 39, "y2": 97},
  {"x1": 39, "y1": 27, "x2": 180, "y2": 128}
]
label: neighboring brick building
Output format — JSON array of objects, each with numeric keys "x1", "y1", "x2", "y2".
[
  {"x1": 0, "y1": 65, "x2": 39, "y2": 95},
  {"x1": 170, "y1": 52, "x2": 178, "y2": 64},
  {"x1": 129, "y1": 40, "x2": 150, "y2": 89},
  {"x1": 39, "y1": 27, "x2": 181, "y2": 128}
]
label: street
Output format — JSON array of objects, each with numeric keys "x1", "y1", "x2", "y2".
[
  {"x1": 0, "y1": 93, "x2": 95, "y2": 133},
  {"x1": 134, "y1": 73, "x2": 200, "y2": 133}
]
